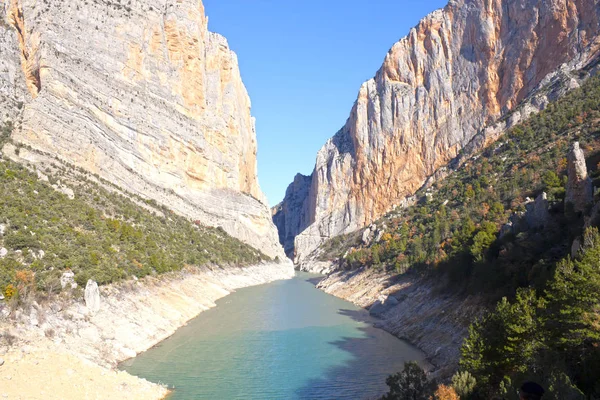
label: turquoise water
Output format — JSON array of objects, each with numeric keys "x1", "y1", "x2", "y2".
[{"x1": 120, "y1": 273, "x2": 426, "y2": 399}]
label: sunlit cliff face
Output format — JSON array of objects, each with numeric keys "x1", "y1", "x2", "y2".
[
  {"x1": 0, "y1": 0, "x2": 285, "y2": 258},
  {"x1": 275, "y1": 0, "x2": 600, "y2": 262}
]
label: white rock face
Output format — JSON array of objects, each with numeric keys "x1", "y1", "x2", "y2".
[
  {"x1": 0, "y1": 0, "x2": 284, "y2": 259},
  {"x1": 0, "y1": 248, "x2": 7, "y2": 259},
  {"x1": 84, "y1": 280, "x2": 101, "y2": 313}
]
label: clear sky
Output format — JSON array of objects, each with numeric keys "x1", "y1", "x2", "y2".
[{"x1": 203, "y1": 0, "x2": 448, "y2": 207}]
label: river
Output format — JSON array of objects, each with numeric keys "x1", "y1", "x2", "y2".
[{"x1": 120, "y1": 272, "x2": 426, "y2": 399}]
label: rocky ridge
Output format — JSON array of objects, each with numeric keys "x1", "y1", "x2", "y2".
[
  {"x1": 274, "y1": 0, "x2": 600, "y2": 262},
  {"x1": 0, "y1": 0, "x2": 284, "y2": 258}
]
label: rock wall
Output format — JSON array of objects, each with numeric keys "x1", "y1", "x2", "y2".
[
  {"x1": 275, "y1": 0, "x2": 600, "y2": 262},
  {"x1": 566, "y1": 141, "x2": 594, "y2": 213},
  {"x1": 0, "y1": 0, "x2": 284, "y2": 258}
]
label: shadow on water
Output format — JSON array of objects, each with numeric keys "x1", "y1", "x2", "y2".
[
  {"x1": 294, "y1": 308, "x2": 424, "y2": 400},
  {"x1": 305, "y1": 275, "x2": 324, "y2": 286}
]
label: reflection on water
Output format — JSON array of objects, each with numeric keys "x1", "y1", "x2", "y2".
[{"x1": 120, "y1": 272, "x2": 426, "y2": 399}]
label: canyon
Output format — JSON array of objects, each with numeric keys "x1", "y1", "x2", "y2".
[
  {"x1": 274, "y1": 0, "x2": 600, "y2": 262},
  {"x1": 1, "y1": 0, "x2": 600, "y2": 398},
  {"x1": 0, "y1": 0, "x2": 284, "y2": 259}
]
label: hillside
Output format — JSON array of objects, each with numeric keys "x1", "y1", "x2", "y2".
[
  {"x1": 0, "y1": 0, "x2": 284, "y2": 258},
  {"x1": 274, "y1": 0, "x2": 600, "y2": 262},
  {"x1": 314, "y1": 64, "x2": 600, "y2": 400},
  {"x1": 0, "y1": 124, "x2": 269, "y2": 300}
]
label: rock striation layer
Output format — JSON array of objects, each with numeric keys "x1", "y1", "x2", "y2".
[
  {"x1": 0, "y1": 0, "x2": 284, "y2": 258},
  {"x1": 274, "y1": 0, "x2": 600, "y2": 262}
]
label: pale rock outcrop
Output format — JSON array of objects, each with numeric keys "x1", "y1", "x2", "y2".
[
  {"x1": 275, "y1": 0, "x2": 600, "y2": 262},
  {"x1": 84, "y1": 280, "x2": 100, "y2": 313},
  {"x1": 0, "y1": 248, "x2": 7, "y2": 259},
  {"x1": 566, "y1": 142, "x2": 594, "y2": 214},
  {"x1": 362, "y1": 225, "x2": 375, "y2": 245},
  {"x1": 0, "y1": 0, "x2": 284, "y2": 259},
  {"x1": 51, "y1": 181, "x2": 75, "y2": 200},
  {"x1": 60, "y1": 271, "x2": 76, "y2": 290},
  {"x1": 524, "y1": 192, "x2": 551, "y2": 230}
]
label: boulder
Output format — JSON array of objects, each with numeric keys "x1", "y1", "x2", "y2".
[
  {"x1": 0, "y1": 358, "x2": 4, "y2": 367},
  {"x1": 60, "y1": 271, "x2": 77, "y2": 289},
  {"x1": 508, "y1": 211, "x2": 527, "y2": 234},
  {"x1": 375, "y1": 230, "x2": 385, "y2": 243},
  {"x1": 369, "y1": 295, "x2": 400, "y2": 317},
  {"x1": 525, "y1": 192, "x2": 551, "y2": 229},
  {"x1": 0, "y1": 248, "x2": 7, "y2": 259},
  {"x1": 84, "y1": 280, "x2": 100, "y2": 313},
  {"x1": 0, "y1": 224, "x2": 5, "y2": 237},
  {"x1": 362, "y1": 227, "x2": 373, "y2": 245},
  {"x1": 566, "y1": 142, "x2": 593, "y2": 214}
]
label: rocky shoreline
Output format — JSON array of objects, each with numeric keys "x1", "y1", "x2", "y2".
[
  {"x1": 306, "y1": 265, "x2": 484, "y2": 379},
  {"x1": 0, "y1": 261, "x2": 295, "y2": 399}
]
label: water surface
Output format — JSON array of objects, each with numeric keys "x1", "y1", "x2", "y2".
[{"x1": 120, "y1": 272, "x2": 425, "y2": 399}]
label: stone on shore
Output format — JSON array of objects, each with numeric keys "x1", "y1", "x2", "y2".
[{"x1": 84, "y1": 280, "x2": 100, "y2": 313}]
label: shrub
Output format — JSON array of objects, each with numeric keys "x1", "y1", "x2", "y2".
[
  {"x1": 451, "y1": 371, "x2": 477, "y2": 399},
  {"x1": 4, "y1": 284, "x2": 17, "y2": 300},
  {"x1": 381, "y1": 361, "x2": 433, "y2": 400},
  {"x1": 431, "y1": 385, "x2": 459, "y2": 400}
]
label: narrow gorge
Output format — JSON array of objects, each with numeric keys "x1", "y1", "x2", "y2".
[
  {"x1": 1, "y1": 0, "x2": 600, "y2": 398},
  {"x1": 274, "y1": 0, "x2": 600, "y2": 263}
]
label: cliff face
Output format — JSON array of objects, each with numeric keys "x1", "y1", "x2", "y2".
[
  {"x1": 0, "y1": 0, "x2": 284, "y2": 258},
  {"x1": 274, "y1": 0, "x2": 600, "y2": 262}
]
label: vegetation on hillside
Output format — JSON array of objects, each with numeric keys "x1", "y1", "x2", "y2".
[
  {"x1": 314, "y1": 74, "x2": 600, "y2": 399},
  {"x1": 0, "y1": 127, "x2": 268, "y2": 301},
  {"x1": 321, "y1": 74, "x2": 600, "y2": 299},
  {"x1": 381, "y1": 228, "x2": 600, "y2": 399}
]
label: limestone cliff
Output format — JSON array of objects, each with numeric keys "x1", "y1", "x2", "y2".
[
  {"x1": 0, "y1": 0, "x2": 284, "y2": 258},
  {"x1": 275, "y1": 0, "x2": 600, "y2": 262}
]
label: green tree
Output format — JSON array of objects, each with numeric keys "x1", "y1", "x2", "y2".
[
  {"x1": 451, "y1": 371, "x2": 477, "y2": 399},
  {"x1": 545, "y1": 227, "x2": 600, "y2": 350},
  {"x1": 542, "y1": 171, "x2": 562, "y2": 190},
  {"x1": 470, "y1": 222, "x2": 497, "y2": 262},
  {"x1": 460, "y1": 288, "x2": 545, "y2": 390},
  {"x1": 381, "y1": 362, "x2": 433, "y2": 400}
]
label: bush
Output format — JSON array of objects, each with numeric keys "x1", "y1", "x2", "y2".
[
  {"x1": 0, "y1": 157, "x2": 268, "y2": 295},
  {"x1": 431, "y1": 385, "x2": 459, "y2": 400},
  {"x1": 4, "y1": 284, "x2": 17, "y2": 300},
  {"x1": 380, "y1": 362, "x2": 433, "y2": 400},
  {"x1": 451, "y1": 371, "x2": 476, "y2": 399}
]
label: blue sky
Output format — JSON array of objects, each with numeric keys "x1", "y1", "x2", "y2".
[{"x1": 203, "y1": 0, "x2": 448, "y2": 206}]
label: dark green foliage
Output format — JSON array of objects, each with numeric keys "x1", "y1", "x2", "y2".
[
  {"x1": 460, "y1": 228, "x2": 600, "y2": 398},
  {"x1": 380, "y1": 362, "x2": 433, "y2": 400},
  {"x1": 0, "y1": 158, "x2": 268, "y2": 295}
]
